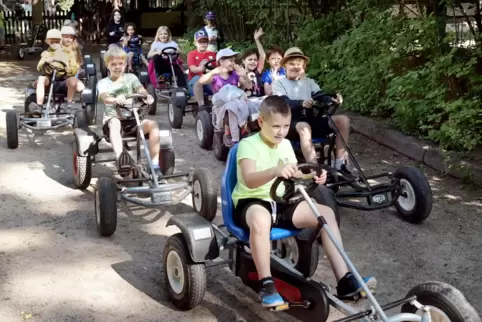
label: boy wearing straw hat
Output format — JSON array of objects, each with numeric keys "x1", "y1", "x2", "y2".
[{"x1": 272, "y1": 47, "x2": 353, "y2": 178}]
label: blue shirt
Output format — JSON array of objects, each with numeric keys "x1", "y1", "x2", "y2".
[{"x1": 261, "y1": 68, "x2": 286, "y2": 85}]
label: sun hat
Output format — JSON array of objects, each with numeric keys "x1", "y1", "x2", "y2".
[
  {"x1": 194, "y1": 30, "x2": 209, "y2": 42},
  {"x1": 280, "y1": 47, "x2": 310, "y2": 66},
  {"x1": 46, "y1": 29, "x2": 62, "y2": 40},
  {"x1": 60, "y1": 26, "x2": 76, "y2": 36},
  {"x1": 216, "y1": 48, "x2": 239, "y2": 62},
  {"x1": 205, "y1": 11, "x2": 216, "y2": 20}
]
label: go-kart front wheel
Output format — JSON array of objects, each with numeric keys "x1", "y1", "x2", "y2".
[
  {"x1": 393, "y1": 166, "x2": 432, "y2": 224},
  {"x1": 213, "y1": 130, "x2": 229, "y2": 161},
  {"x1": 73, "y1": 109, "x2": 89, "y2": 129},
  {"x1": 164, "y1": 233, "x2": 207, "y2": 311},
  {"x1": 159, "y1": 147, "x2": 175, "y2": 176},
  {"x1": 72, "y1": 132, "x2": 92, "y2": 190},
  {"x1": 95, "y1": 177, "x2": 118, "y2": 237},
  {"x1": 273, "y1": 236, "x2": 320, "y2": 278},
  {"x1": 147, "y1": 83, "x2": 157, "y2": 115},
  {"x1": 195, "y1": 110, "x2": 213, "y2": 150},
  {"x1": 401, "y1": 282, "x2": 480, "y2": 322},
  {"x1": 6, "y1": 110, "x2": 19, "y2": 149},
  {"x1": 192, "y1": 167, "x2": 217, "y2": 222}
]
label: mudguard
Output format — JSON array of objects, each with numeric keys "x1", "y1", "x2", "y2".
[
  {"x1": 158, "y1": 128, "x2": 173, "y2": 149},
  {"x1": 166, "y1": 213, "x2": 219, "y2": 263},
  {"x1": 81, "y1": 87, "x2": 95, "y2": 105},
  {"x1": 85, "y1": 62, "x2": 96, "y2": 76},
  {"x1": 171, "y1": 88, "x2": 188, "y2": 107},
  {"x1": 138, "y1": 70, "x2": 148, "y2": 85},
  {"x1": 83, "y1": 54, "x2": 93, "y2": 65},
  {"x1": 74, "y1": 128, "x2": 97, "y2": 157}
]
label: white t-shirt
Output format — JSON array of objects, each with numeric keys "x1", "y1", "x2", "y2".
[
  {"x1": 150, "y1": 41, "x2": 179, "y2": 53},
  {"x1": 204, "y1": 26, "x2": 218, "y2": 52},
  {"x1": 272, "y1": 76, "x2": 321, "y2": 100}
]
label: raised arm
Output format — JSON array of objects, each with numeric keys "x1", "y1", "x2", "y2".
[{"x1": 253, "y1": 28, "x2": 266, "y2": 74}]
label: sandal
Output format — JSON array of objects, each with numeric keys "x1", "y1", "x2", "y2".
[{"x1": 117, "y1": 151, "x2": 132, "y2": 177}]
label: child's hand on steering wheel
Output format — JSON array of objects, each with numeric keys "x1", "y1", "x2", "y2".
[
  {"x1": 115, "y1": 94, "x2": 127, "y2": 105},
  {"x1": 45, "y1": 57, "x2": 54, "y2": 63},
  {"x1": 302, "y1": 98, "x2": 315, "y2": 108},
  {"x1": 275, "y1": 163, "x2": 298, "y2": 179},
  {"x1": 313, "y1": 169, "x2": 327, "y2": 185},
  {"x1": 332, "y1": 93, "x2": 343, "y2": 105},
  {"x1": 144, "y1": 94, "x2": 154, "y2": 105}
]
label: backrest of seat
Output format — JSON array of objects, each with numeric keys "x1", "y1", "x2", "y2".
[{"x1": 221, "y1": 144, "x2": 239, "y2": 232}]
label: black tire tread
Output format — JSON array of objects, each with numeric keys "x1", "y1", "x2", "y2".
[
  {"x1": 168, "y1": 99, "x2": 183, "y2": 128},
  {"x1": 213, "y1": 131, "x2": 229, "y2": 162},
  {"x1": 147, "y1": 84, "x2": 157, "y2": 115},
  {"x1": 72, "y1": 138, "x2": 92, "y2": 190},
  {"x1": 196, "y1": 111, "x2": 213, "y2": 150},
  {"x1": 74, "y1": 109, "x2": 89, "y2": 129},
  {"x1": 6, "y1": 110, "x2": 19, "y2": 149},
  {"x1": 96, "y1": 177, "x2": 118, "y2": 237},
  {"x1": 163, "y1": 233, "x2": 207, "y2": 310},
  {"x1": 160, "y1": 148, "x2": 175, "y2": 176},
  {"x1": 192, "y1": 168, "x2": 217, "y2": 222}
]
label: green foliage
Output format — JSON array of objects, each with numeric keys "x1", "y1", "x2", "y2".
[
  {"x1": 56, "y1": 0, "x2": 74, "y2": 11},
  {"x1": 193, "y1": 0, "x2": 482, "y2": 151}
]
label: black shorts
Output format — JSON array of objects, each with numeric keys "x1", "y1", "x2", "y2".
[
  {"x1": 286, "y1": 115, "x2": 333, "y2": 141},
  {"x1": 52, "y1": 79, "x2": 67, "y2": 94},
  {"x1": 102, "y1": 118, "x2": 139, "y2": 138},
  {"x1": 234, "y1": 198, "x2": 302, "y2": 232}
]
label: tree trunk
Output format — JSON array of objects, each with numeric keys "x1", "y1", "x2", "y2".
[{"x1": 32, "y1": 0, "x2": 44, "y2": 27}]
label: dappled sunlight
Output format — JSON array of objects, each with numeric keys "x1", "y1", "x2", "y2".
[{"x1": 0, "y1": 228, "x2": 50, "y2": 252}]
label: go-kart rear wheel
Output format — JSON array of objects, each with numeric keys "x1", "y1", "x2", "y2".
[
  {"x1": 192, "y1": 167, "x2": 217, "y2": 222},
  {"x1": 195, "y1": 110, "x2": 213, "y2": 150},
  {"x1": 160, "y1": 148, "x2": 175, "y2": 176},
  {"x1": 95, "y1": 177, "x2": 118, "y2": 237},
  {"x1": 16, "y1": 47, "x2": 25, "y2": 60},
  {"x1": 393, "y1": 166, "x2": 432, "y2": 223},
  {"x1": 73, "y1": 109, "x2": 89, "y2": 129},
  {"x1": 213, "y1": 131, "x2": 229, "y2": 161},
  {"x1": 164, "y1": 233, "x2": 207, "y2": 310},
  {"x1": 401, "y1": 282, "x2": 480, "y2": 322},
  {"x1": 168, "y1": 99, "x2": 184, "y2": 128},
  {"x1": 147, "y1": 84, "x2": 157, "y2": 115},
  {"x1": 273, "y1": 236, "x2": 320, "y2": 278},
  {"x1": 72, "y1": 135, "x2": 92, "y2": 190},
  {"x1": 85, "y1": 104, "x2": 96, "y2": 126},
  {"x1": 6, "y1": 110, "x2": 19, "y2": 149}
]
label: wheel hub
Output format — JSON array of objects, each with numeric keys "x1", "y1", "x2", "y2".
[
  {"x1": 397, "y1": 178, "x2": 416, "y2": 212},
  {"x1": 95, "y1": 188, "x2": 100, "y2": 226},
  {"x1": 166, "y1": 251, "x2": 184, "y2": 295},
  {"x1": 196, "y1": 119, "x2": 203, "y2": 142},
  {"x1": 168, "y1": 103, "x2": 174, "y2": 122},
  {"x1": 417, "y1": 305, "x2": 451, "y2": 322},
  {"x1": 193, "y1": 180, "x2": 202, "y2": 212},
  {"x1": 275, "y1": 237, "x2": 299, "y2": 266}
]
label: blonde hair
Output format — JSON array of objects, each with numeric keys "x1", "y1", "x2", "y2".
[
  {"x1": 155, "y1": 26, "x2": 172, "y2": 43},
  {"x1": 104, "y1": 46, "x2": 128, "y2": 65}
]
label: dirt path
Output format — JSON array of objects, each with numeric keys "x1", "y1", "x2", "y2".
[{"x1": 0, "y1": 53, "x2": 480, "y2": 322}]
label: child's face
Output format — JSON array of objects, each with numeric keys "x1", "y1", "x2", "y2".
[
  {"x1": 206, "y1": 19, "x2": 215, "y2": 26},
  {"x1": 127, "y1": 26, "x2": 134, "y2": 36},
  {"x1": 158, "y1": 31, "x2": 169, "y2": 42},
  {"x1": 108, "y1": 56, "x2": 127, "y2": 77},
  {"x1": 219, "y1": 56, "x2": 235, "y2": 71},
  {"x1": 284, "y1": 58, "x2": 306, "y2": 79},
  {"x1": 114, "y1": 12, "x2": 121, "y2": 22},
  {"x1": 268, "y1": 52, "x2": 282, "y2": 69},
  {"x1": 47, "y1": 38, "x2": 61, "y2": 49},
  {"x1": 259, "y1": 111, "x2": 291, "y2": 144},
  {"x1": 196, "y1": 39, "x2": 208, "y2": 51},
  {"x1": 62, "y1": 35, "x2": 74, "y2": 46},
  {"x1": 243, "y1": 54, "x2": 258, "y2": 72}
]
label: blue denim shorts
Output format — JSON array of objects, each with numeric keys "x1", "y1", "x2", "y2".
[{"x1": 188, "y1": 75, "x2": 213, "y2": 96}]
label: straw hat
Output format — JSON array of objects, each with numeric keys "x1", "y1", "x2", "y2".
[{"x1": 280, "y1": 47, "x2": 310, "y2": 66}]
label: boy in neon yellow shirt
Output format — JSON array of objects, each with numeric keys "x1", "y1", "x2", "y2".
[{"x1": 232, "y1": 95, "x2": 376, "y2": 307}]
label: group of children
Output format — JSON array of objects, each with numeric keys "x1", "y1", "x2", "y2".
[{"x1": 31, "y1": 11, "x2": 374, "y2": 309}]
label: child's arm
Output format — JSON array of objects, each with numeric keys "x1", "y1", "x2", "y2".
[
  {"x1": 254, "y1": 28, "x2": 266, "y2": 74},
  {"x1": 187, "y1": 51, "x2": 205, "y2": 74},
  {"x1": 234, "y1": 65, "x2": 252, "y2": 89},
  {"x1": 147, "y1": 43, "x2": 158, "y2": 58},
  {"x1": 37, "y1": 51, "x2": 50, "y2": 72},
  {"x1": 198, "y1": 67, "x2": 222, "y2": 85},
  {"x1": 64, "y1": 50, "x2": 79, "y2": 76}
]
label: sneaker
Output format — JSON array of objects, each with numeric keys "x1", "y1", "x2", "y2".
[
  {"x1": 28, "y1": 102, "x2": 42, "y2": 113},
  {"x1": 259, "y1": 278, "x2": 285, "y2": 308},
  {"x1": 336, "y1": 272, "x2": 377, "y2": 301},
  {"x1": 117, "y1": 151, "x2": 132, "y2": 177},
  {"x1": 337, "y1": 164, "x2": 356, "y2": 180},
  {"x1": 61, "y1": 102, "x2": 73, "y2": 114},
  {"x1": 223, "y1": 134, "x2": 234, "y2": 147}
]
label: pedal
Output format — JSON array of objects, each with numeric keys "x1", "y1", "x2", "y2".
[{"x1": 268, "y1": 302, "x2": 289, "y2": 311}]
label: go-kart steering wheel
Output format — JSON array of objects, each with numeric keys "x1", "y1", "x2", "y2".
[
  {"x1": 312, "y1": 91, "x2": 339, "y2": 116},
  {"x1": 160, "y1": 46, "x2": 180, "y2": 60},
  {"x1": 43, "y1": 60, "x2": 68, "y2": 78},
  {"x1": 202, "y1": 59, "x2": 216, "y2": 71},
  {"x1": 269, "y1": 163, "x2": 323, "y2": 204}
]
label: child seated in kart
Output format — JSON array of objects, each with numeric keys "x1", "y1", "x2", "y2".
[
  {"x1": 147, "y1": 26, "x2": 186, "y2": 87},
  {"x1": 232, "y1": 95, "x2": 376, "y2": 307},
  {"x1": 121, "y1": 22, "x2": 148, "y2": 72},
  {"x1": 272, "y1": 47, "x2": 353, "y2": 177},
  {"x1": 261, "y1": 46, "x2": 285, "y2": 95},
  {"x1": 30, "y1": 29, "x2": 70, "y2": 113},
  {"x1": 240, "y1": 28, "x2": 266, "y2": 98},
  {"x1": 186, "y1": 30, "x2": 216, "y2": 96},
  {"x1": 193, "y1": 48, "x2": 252, "y2": 146},
  {"x1": 105, "y1": 9, "x2": 124, "y2": 47},
  {"x1": 97, "y1": 46, "x2": 162, "y2": 175},
  {"x1": 60, "y1": 26, "x2": 85, "y2": 111}
]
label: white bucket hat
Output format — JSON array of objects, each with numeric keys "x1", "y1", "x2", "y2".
[
  {"x1": 216, "y1": 48, "x2": 239, "y2": 62},
  {"x1": 61, "y1": 26, "x2": 76, "y2": 36},
  {"x1": 46, "y1": 29, "x2": 62, "y2": 40}
]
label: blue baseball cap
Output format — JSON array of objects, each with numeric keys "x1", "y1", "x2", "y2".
[
  {"x1": 205, "y1": 11, "x2": 216, "y2": 20},
  {"x1": 194, "y1": 30, "x2": 209, "y2": 41}
]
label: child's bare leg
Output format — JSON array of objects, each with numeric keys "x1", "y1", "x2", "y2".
[
  {"x1": 193, "y1": 81, "x2": 205, "y2": 106},
  {"x1": 246, "y1": 205, "x2": 272, "y2": 279},
  {"x1": 36, "y1": 76, "x2": 49, "y2": 105},
  {"x1": 141, "y1": 120, "x2": 160, "y2": 165},
  {"x1": 127, "y1": 52, "x2": 134, "y2": 71},
  {"x1": 296, "y1": 122, "x2": 317, "y2": 163},
  {"x1": 66, "y1": 77, "x2": 77, "y2": 103},
  {"x1": 331, "y1": 115, "x2": 351, "y2": 169}
]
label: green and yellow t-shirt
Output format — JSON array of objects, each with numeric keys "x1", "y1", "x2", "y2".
[
  {"x1": 96, "y1": 73, "x2": 142, "y2": 119},
  {"x1": 232, "y1": 133, "x2": 297, "y2": 206}
]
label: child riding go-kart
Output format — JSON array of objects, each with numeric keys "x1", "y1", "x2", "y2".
[
  {"x1": 162, "y1": 97, "x2": 480, "y2": 322},
  {"x1": 72, "y1": 47, "x2": 218, "y2": 237}
]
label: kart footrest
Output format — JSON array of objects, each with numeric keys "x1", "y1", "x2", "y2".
[{"x1": 268, "y1": 302, "x2": 290, "y2": 311}]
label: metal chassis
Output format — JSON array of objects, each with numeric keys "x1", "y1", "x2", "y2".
[{"x1": 87, "y1": 108, "x2": 193, "y2": 208}]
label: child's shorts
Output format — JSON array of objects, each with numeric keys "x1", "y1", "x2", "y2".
[
  {"x1": 287, "y1": 115, "x2": 334, "y2": 141},
  {"x1": 234, "y1": 198, "x2": 302, "y2": 232},
  {"x1": 188, "y1": 75, "x2": 213, "y2": 96}
]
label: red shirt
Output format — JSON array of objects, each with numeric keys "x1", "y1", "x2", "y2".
[{"x1": 187, "y1": 49, "x2": 216, "y2": 80}]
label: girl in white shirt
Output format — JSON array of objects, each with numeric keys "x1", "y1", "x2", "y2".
[{"x1": 148, "y1": 26, "x2": 186, "y2": 87}]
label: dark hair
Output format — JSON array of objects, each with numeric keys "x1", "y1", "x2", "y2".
[
  {"x1": 242, "y1": 48, "x2": 259, "y2": 60},
  {"x1": 109, "y1": 9, "x2": 122, "y2": 24},
  {"x1": 260, "y1": 96, "x2": 291, "y2": 119},
  {"x1": 266, "y1": 46, "x2": 284, "y2": 59},
  {"x1": 124, "y1": 22, "x2": 136, "y2": 35}
]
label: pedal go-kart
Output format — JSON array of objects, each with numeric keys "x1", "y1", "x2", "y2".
[
  {"x1": 72, "y1": 93, "x2": 217, "y2": 237},
  {"x1": 163, "y1": 145, "x2": 480, "y2": 322},
  {"x1": 16, "y1": 24, "x2": 47, "y2": 60},
  {"x1": 196, "y1": 95, "x2": 262, "y2": 162},
  {"x1": 168, "y1": 57, "x2": 217, "y2": 129},
  {"x1": 5, "y1": 60, "x2": 96, "y2": 149},
  {"x1": 77, "y1": 54, "x2": 98, "y2": 125},
  {"x1": 293, "y1": 92, "x2": 433, "y2": 224}
]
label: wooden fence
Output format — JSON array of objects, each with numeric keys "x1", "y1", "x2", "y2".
[{"x1": 4, "y1": 10, "x2": 69, "y2": 45}]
